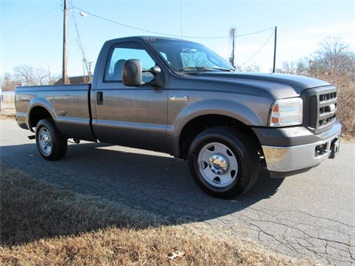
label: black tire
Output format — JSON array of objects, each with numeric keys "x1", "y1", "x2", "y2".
[
  {"x1": 188, "y1": 127, "x2": 260, "y2": 199},
  {"x1": 35, "y1": 118, "x2": 68, "y2": 161}
]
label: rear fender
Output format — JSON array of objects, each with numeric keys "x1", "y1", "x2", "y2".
[{"x1": 27, "y1": 97, "x2": 56, "y2": 131}]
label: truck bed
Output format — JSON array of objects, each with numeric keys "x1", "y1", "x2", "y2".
[{"x1": 15, "y1": 84, "x2": 95, "y2": 141}]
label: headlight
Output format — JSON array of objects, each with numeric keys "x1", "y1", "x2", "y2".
[{"x1": 269, "y1": 98, "x2": 303, "y2": 127}]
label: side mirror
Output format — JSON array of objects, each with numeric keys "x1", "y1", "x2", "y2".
[
  {"x1": 123, "y1": 59, "x2": 142, "y2": 87},
  {"x1": 146, "y1": 65, "x2": 165, "y2": 88}
]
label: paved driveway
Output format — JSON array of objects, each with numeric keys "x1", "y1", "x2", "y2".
[{"x1": 1, "y1": 119, "x2": 354, "y2": 265}]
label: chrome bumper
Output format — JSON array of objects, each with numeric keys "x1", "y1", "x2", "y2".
[{"x1": 262, "y1": 128, "x2": 341, "y2": 174}]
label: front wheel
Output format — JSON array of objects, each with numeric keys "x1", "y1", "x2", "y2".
[
  {"x1": 36, "y1": 119, "x2": 68, "y2": 161},
  {"x1": 188, "y1": 127, "x2": 260, "y2": 198}
]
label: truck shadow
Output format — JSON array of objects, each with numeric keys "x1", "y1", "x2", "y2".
[{"x1": 1, "y1": 142, "x2": 284, "y2": 245}]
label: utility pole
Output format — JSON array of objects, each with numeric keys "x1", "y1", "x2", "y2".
[
  {"x1": 229, "y1": 28, "x2": 236, "y2": 67},
  {"x1": 88, "y1": 62, "x2": 93, "y2": 76},
  {"x1": 272, "y1": 26, "x2": 278, "y2": 73},
  {"x1": 48, "y1": 66, "x2": 51, "y2": 84},
  {"x1": 88, "y1": 62, "x2": 93, "y2": 83},
  {"x1": 62, "y1": 0, "x2": 69, "y2": 84}
]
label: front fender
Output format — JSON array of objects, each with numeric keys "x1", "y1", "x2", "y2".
[
  {"x1": 173, "y1": 97, "x2": 272, "y2": 135},
  {"x1": 167, "y1": 96, "x2": 273, "y2": 157}
]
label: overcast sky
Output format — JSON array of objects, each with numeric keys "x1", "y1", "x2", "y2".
[{"x1": 1, "y1": 0, "x2": 354, "y2": 77}]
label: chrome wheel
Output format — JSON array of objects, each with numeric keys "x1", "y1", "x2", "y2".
[
  {"x1": 189, "y1": 127, "x2": 260, "y2": 198},
  {"x1": 35, "y1": 119, "x2": 67, "y2": 160},
  {"x1": 38, "y1": 127, "x2": 52, "y2": 156},
  {"x1": 197, "y1": 142, "x2": 238, "y2": 188}
]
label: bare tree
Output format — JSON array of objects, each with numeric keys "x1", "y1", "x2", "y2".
[
  {"x1": 35, "y1": 68, "x2": 49, "y2": 85},
  {"x1": 309, "y1": 37, "x2": 354, "y2": 78},
  {"x1": 1, "y1": 73, "x2": 19, "y2": 91},
  {"x1": 277, "y1": 61, "x2": 298, "y2": 74},
  {"x1": 48, "y1": 73, "x2": 62, "y2": 85},
  {"x1": 13, "y1": 65, "x2": 53, "y2": 86},
  {"x1": 14, "y1": 65, "x2": 36, "y2": 86},
  {"x1": 279, "y1": 37, "x2": 355, "y2": 137},
  {"x1": 280, "y1": 37, "x2": 354, "y2": 79}
]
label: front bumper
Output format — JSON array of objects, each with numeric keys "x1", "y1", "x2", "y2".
[{"x1": 253, "y1": 119, "x2": 341, "y2": 177}]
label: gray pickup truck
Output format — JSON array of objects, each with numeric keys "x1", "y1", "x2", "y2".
[{"x1": 15, "y1": 36, "x2": 341, "y2": 198}]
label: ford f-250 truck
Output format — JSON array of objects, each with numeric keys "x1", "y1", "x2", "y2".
[{"x1": 15, "y1": 36, "x2": 341, "y2": 198}]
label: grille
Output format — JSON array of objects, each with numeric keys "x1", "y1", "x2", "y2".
[
  {"x1": 319, "y1": 92, "x2": 337, "y2": 102},
  {"x1": 304, "y1": 86, "x2": 338, "y2": 134}
]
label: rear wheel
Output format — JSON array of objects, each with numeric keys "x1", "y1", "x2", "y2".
[
  {"x1": 188, "y1": 127, "x2": 260, "y2": 198},
  {"x1": 36, "y1": 119, "x2": 67, "y2": 160}
]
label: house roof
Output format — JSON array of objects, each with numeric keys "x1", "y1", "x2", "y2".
[{"x1": 54, "y1": 75, "x2": 92, "y2": 85}]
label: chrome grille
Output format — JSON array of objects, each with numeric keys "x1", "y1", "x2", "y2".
[
  {"x1": 319, "y1": 92, "x2": 337, "y2": 102},
  {"x1": 303, "y1": 86, "x2": 338, "y2": 134}
]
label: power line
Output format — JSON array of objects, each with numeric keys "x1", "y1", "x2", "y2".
[
  {"x1": 240, "y1": 31, "x2": 275, "y2": 66},
  {"x1": 69, "y1": 2, "x2": 90, "y2": 79},
  {"x1": 3, "y1": 6, "x2": 60, "y2": 38},
  {"x1": 71, "y1": 5, "x2": 272, "y2": 40},
  {"x1": 71, "y1": 5, "x2": 194, "y2": 38},
  {"x1": 238, "y1": 27, "x2": 273, "y2": 37}
]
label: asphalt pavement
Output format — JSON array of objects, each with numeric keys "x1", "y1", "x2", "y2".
[{"x1": 1, "y1": 119, "x2": 354, "y2": 265}]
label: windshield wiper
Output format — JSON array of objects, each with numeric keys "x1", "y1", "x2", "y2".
[
  {"x1": 212, "y1": 67, "x2": 235, "y2": 72},
  {"x1": 179, "y1": 66, "x2": 235, "y2": 72},
  {"x1": 179, "y1": 66, "x2": 212, "y2": 72}
]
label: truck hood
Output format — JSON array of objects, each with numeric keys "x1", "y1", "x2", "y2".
[{"x1": 182, "y1": 72, "x2": 331, "y2": 99}]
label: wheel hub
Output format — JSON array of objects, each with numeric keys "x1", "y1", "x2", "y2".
[
  {"x1": 42, "y1": 134, "x2": 50, "y2": 144},
  {"x1": 39, "y1": 128, "x2": 52, "y2": 155},
  {"x1": 41, "y1": 133, "x2": 51, "y2": 147},
  {"x1": 208, "y1": 154, "x2": 228, "y2": 174},
  {"x1": 197, "y1": 142, "x2": 239, "y2": 188}
]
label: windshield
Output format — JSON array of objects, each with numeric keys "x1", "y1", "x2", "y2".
[{"x1": 147, "y1": 38, "x2": 235, "y2": 73}]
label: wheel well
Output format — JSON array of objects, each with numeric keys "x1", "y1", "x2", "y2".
[
  {"x1": 29, "y1": 107, "x2": 52, "y2": 130},
  {"x1": 179, "y1": 115, "x2": 261, "y2": 159}
]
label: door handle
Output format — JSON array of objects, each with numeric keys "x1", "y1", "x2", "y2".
[{"x1": 97, "y1": 92, "x2": 103, "y2": 105}]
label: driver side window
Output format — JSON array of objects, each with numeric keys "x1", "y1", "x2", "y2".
[{"x1": 105, "y1": 42, "x2": 155, "y2": 83}]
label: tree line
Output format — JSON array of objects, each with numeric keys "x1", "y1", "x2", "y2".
[
  {"x1": 1, "y1": 66, "x2": 61, "y2": 90},
  {"x1": 277, "y1": 37, "x2": 354, "y2": 138}
]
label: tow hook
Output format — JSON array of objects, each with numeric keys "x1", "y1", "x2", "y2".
[
  {"x1": 329, "y1": 138, "x2": 340, "y2": 159},
  {"x1": 73, "y1": 138, "x2": 80, "y2": 144}
]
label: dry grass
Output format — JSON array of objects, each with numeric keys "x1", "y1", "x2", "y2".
[
  {"x1": 337, "y1": 83, "x2": 355, "y2": 138},
  {"x1": 0, "y1": 114, "x2": 15, "y2": 120},
  {"x1": 0, "y1": 164, "x2": 316, "y2": 265},
  {"x1": 0, "y1": 164, "x2": 161, "y2": 246},
  {"x1": 316, "y1": 74, "x2": 355, "y2": 137}
]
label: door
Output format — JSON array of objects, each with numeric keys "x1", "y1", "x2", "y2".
[{"x1": 91, "y1": 41, "x2": 168, "y2": 153}]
